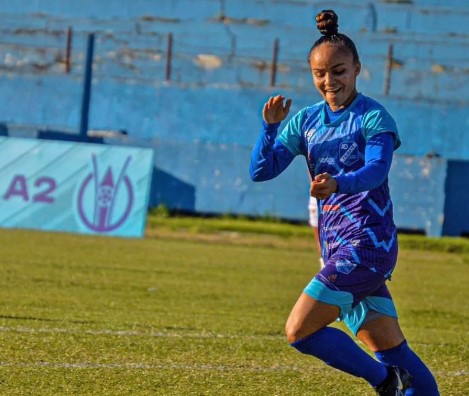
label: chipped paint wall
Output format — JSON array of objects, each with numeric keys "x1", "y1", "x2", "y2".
[{"x1": 0, "y1": 0, "x2": 468, "y2": 235}]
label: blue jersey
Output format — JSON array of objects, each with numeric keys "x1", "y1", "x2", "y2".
[{"x1": 277, "y1": 93, "x2": 401, "y2": 278}]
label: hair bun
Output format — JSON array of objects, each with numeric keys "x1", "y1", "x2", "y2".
[{"x1": 315, "y1": 9, "x2": 339, "y2": 36}]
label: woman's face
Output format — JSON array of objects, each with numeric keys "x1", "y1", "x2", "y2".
[{"x1": 309, "y1": 43, "x2": 361, "y2": 111}]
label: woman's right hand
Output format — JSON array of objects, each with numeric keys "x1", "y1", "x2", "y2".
[
  {"x1": 310, "y1": 173, "x2": 338, "y2": 200},
  {"x1": 263, "y1": 95, "x2": 292, "y2": 124}
]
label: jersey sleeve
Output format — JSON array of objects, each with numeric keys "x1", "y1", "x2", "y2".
[
  {"x1": 334, "y1": 133, "x2": 394, "y2": 194},
  {"x1": 249, "y1": 122, "x2": 296, "y2": 181},
  {"x1": 276, "y1": 108, "x2": 307, "y2": 157},
  {"x1": 362, "y1": 108, "x2": 401, "y2": 150}
]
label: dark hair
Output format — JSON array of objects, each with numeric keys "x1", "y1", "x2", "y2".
[{"x1": 307, "y1": 10, "x2": 360, "y2": 64}]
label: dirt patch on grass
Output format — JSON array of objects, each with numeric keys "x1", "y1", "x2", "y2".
[{"x1": 145, "y1": 227, "x2": 315, "y2": 251}]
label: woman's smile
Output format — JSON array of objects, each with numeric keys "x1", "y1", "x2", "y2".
[{"x1": 310, "y1": 43, "x2": 361, "y2": 111}]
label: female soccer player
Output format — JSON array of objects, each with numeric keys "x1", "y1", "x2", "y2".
[{"x1": 250, "y1": 9, "x2": 439, "y2": 396}]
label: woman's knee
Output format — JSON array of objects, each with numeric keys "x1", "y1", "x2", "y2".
[
  {"x1": 285, "y1": 310, "x2": 338, "y2": 344},
  {"x1": 357, "y1": 314, "x2": 405, "y2": 352},
  {"x1": 285, "y1": 293, "x2": 340, "y2": 344},
  {"x1": 285, "y1": 317, "x2": 308, "y2": 344}
]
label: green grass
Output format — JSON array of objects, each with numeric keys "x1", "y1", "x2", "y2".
[
  {"x1": 148, "y1": 214, "x2": 469, "y2": 253},
  {"x1": 0, "y1": 217, "x2": 468, "y2": 395}
]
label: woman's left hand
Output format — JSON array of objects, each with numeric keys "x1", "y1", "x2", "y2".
[
  {"x1": 262, "y1": 95, "x2": 292, "y2": 124},
  {"x1": 310, "y1": 173, "x2": 338, "y2": 200}
]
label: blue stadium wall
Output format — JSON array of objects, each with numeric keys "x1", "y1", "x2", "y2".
[{"x1": 0, "y1": 0, "x2": 468, "y2": 236}]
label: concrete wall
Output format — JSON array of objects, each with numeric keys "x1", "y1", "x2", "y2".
[{"x1": 0, "y1": 0, "x2": 468, "y2": 235}]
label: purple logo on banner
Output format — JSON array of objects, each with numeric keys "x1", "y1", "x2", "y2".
[{"x1": 77, "y1": 155, "x2": 134, "y2": 233}]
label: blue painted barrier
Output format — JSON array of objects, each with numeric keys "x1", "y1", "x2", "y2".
[
  {"x1": 0, "y1": 0, "x2": 468, "y2": 236},
  {"x1": 0, "y1": 137, "x2": 153, "y2": 238}
]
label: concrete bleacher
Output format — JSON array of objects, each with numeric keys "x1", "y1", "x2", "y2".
[{"x1": 0, "y1": 0, "x2": 468, "y2": 236}]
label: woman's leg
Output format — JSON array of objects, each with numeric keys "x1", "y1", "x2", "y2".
[
  {"x1": 286, "y1": 292, "x2": 389, "y2": 387},
  {"x1": 285, "y1": 291, "x2": 339, "y2": 342},
  {"x1": 356, "y1": 314, "x2": 405, "y2": 351},
  {"x1": 358, "y1": 314, "x2": 440, "y2": 396}
]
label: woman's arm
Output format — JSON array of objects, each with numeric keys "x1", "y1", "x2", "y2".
[
  {"x1": 335, "y1": 132, "x2": 394, "y2": 193},
  {"x1": 250, "y1": 95, "x2": 295, "y2": 182},
  {"x1": 311, "y1": 132, "x2": 395, "y2": 198},
  {"x1": 250, "y1": 121, "x2": 295, "y2": 181}
]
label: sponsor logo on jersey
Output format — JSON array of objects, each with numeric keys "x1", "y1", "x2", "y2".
[
  {"x1": 323, "y1": 204, "x2": 341, "y2": 212},
  {"x1": 327, "y1": 241, "x2": 342, "y2": 249},
  {"x1": 328, "y1": 274, "x2": 337, "y2": 283},
  {"x1": 319, "y1": 157, "x2": 336, "y2": 165},
  {"x1": 305, "y1": 129, "x2": 316, "y2": 140}
]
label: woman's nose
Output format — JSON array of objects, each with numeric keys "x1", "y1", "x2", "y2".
[{"x1": 325, "y1": 72, "x2": 335, "y2": 85}]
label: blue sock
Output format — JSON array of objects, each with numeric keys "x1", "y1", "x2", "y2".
[
  {"x1": 291, "y1": 327, "x2": 388, "y2": 387},
  {"x1": 375, "y1": 340, "x2": 439, "y2": 396}
]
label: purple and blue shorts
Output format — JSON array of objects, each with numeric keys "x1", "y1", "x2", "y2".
[{"x1": 304, "y1": 256, "x2": 398, "y2": 335}]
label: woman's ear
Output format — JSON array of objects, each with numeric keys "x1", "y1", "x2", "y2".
[{"x1": 355, "y1": 62, "x2": 361, "y2": 77}]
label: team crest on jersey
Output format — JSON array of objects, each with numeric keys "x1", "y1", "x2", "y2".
[
  {"x1": 335, "y1": 258, "x2": 357, "y2": 274},
  {"x1": 339, "y1": 141, "x2": 359, "y2": 166}
]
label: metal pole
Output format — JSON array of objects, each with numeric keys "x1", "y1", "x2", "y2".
[
  {"x1": 165, "y1": 33, "x2": 173, "y2": 82},
  {"x1": 384, "y1": 43, "x2": 393, "y2": 96},
  {"x1": 79, "y1": 33, "x2": 95, "y2": 138},
  {"x1": 270, "y1": 38, "x2": 279, "y2": 87},
  {"x1": 65, "y1": 27, "x2": 72, "y2": 73}
]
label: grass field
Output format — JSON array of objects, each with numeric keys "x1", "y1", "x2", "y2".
[{"x1": 0, "y1": 216, "x2": 468, "y2": 395}]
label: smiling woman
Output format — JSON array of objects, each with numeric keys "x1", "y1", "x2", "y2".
[
  {"x1": 309, "y1": 43, "x2": 360, "y2": 112},
  {"x1": 308, "y1": 11, "x2": 361, "y2": 112},
  {"x1": 249, "y1": 8, "x2": 440, "y2": 396}
]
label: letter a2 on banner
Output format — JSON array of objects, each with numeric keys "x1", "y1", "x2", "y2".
[{"x1": 0, "y1": 137, "x2": 154, "y2": 238}]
